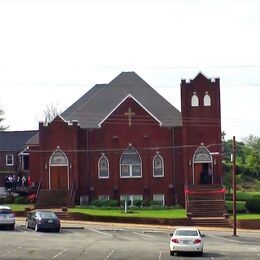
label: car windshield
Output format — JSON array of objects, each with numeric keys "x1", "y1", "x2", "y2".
[
  {"x1": 39, "y1": 212, "x2": 57, "y2": 219},
  {"x1": 0, "y1": 209, "x2": 12, "y2": 214},
  {"x1": 175, "y1": 230, "x2": 198, "y2": 237}
]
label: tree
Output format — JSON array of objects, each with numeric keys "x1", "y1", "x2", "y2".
[
  {"x1": 223, "y1": 135, "x2": 260, "y2": 181},
  {"x1": 243, "y1": 135, "x2": 260, "y2": 179},
  {"x1": 0, "y1": 107, "x2": 8, "y2": 131},
  {"x1": 43, "y1": 103, "x2": 63, "y2": 123}
]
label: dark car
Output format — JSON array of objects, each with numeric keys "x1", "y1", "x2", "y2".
[{"x1": 25, "y1": 211, "x2": 60, "y2": 232}]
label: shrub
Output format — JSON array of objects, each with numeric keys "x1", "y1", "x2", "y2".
[
  {"x1": 120, "y1": 200, "x2": 131, "y2": 207},
  {"x1": 225, "y1": 201, "x2": 247, "y2": 213},
  {"x1": 91, "y1": 199, "x2": 109, "y2": 207},
  {"x1": 150, "y1": 205, "x2": 166, "y2": 210},
  {"x1": 90, "y1": 199, "x2": 119, "y2": 208},
  {"x1": 0, "y1": 197, "x2": 6, "y2": 204},
  {"x1": 149, "y1": 200, "x2": 161, "y2": 206},
  {"x1": 4, "y1": 196, "x2": 15, "y2": 204},
  {"x1": 107, "y1": 200, "x2": 119, "y2": 207},
  {"x1": 225, "y1": 194, "x2": 232, "y2": 201},
  {"x1": 133, "y1": 199, "x2": 143, "y2": 207},
  {"x1": 245, "y1": 199, "x2": 260, "y2": 213},
  {"x1": 172, "y1": 204, "x2": 183, "y2": 209},
  {"x1": 143, "y1": 200, "x2": 151, "y2": 207},
  {"x1": 240, "y1": 175, "x2": 256, "y2": 183},
  {"x1": 14, "y1": 196, "x2": 28, "y2": 204}
]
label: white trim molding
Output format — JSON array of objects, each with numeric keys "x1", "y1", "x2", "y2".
[{"x1": 98, "y1": 93, "x2": 162, "y2": 127}]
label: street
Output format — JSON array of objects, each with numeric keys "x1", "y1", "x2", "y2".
[{"x1": 0, "y1": 220, "x2": 260, "y2": 259}]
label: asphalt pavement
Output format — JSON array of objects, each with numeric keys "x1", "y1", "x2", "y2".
[{"x1": 0, "y1": 218, "x2": 259, "y2": 260}]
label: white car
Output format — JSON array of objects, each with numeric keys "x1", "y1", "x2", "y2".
[
  {"x1": 169, "y1": 227, "x2": 204, "y2": 256},
  {"x1": 0, "y1": 205, "x2": 16, "y2": 230}
]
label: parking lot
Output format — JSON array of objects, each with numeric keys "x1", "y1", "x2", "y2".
[{"x1": 0, "y1": 220, "x2": 260, "y2": 259}]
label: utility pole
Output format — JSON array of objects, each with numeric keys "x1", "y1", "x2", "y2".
[{"x1": 232, "y1": 136, "x2": 237, "y2": 236}]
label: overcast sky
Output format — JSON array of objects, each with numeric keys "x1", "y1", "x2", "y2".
[{"x1": 0, "y1": 0, "x2": 260, "y2": 141}]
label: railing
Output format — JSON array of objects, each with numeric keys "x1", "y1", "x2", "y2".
[
  {"x1": 184, "y1": 185, "x2": 189, "y2": 209},
  {"x1": 69, "y1": 181, "x2": 76, "y2": 206},
  {"x1": 36, "y1": 179, "x2": 42, "y2": 200},
  {"x1": 220, "y1": 176, "x2": 228, "y2": 213}
]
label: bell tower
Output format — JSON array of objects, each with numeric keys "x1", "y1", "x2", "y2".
[{"x1": 180, "y1": 72, "x2": 222, "y2": 185}]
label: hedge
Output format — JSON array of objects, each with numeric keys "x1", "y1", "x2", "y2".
[{"x1": 245, "y1": 199, "x2": 260, "y2": 213}]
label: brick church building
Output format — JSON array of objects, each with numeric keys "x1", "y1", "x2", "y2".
[{"x1": 28, "y1": 72, "x2": 222, "y2": 207}]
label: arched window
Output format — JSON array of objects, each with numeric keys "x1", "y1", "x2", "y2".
[
  {"x1": 50, "y1": 148, "x2": 68, "y2": 166},
  {"x1": 120, "y1": 146, "x2": 142, "y2": 178},
  {"x1": 153, "y1": 153, "x2": 164, "y2": 177},
  {"x1": 98, "y1": 154, "x2": 109, "y2": 178},
  {"x1": 193, "y1": 146, "x2": 212, "y2": 163},
  {"x1": 203, "y1": 92, "x2": 211, "y2": 106},
  {"x1": 191, "y1": 93, "x2": 199, "y2": 107}
]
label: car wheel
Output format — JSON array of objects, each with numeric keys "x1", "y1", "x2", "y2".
[
  {"x1": 170, "y1": 250, "x2": 175, "y2": 256},
  {"x1": 198, "y1": 250, "x2": 203, "y2": 257},
  {"x1": 35, "y1": 223, "x2": 39, "y2": 232},
  {"x1": 9, "y1": 224, "x2": 15, "y2": 230},
  {"x1": 55, "y1": 227, "x2": 60, "y2": 233}
]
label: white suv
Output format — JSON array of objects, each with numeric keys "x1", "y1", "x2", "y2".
[{"x1": 0, "y1": 205, "x2": 15, "y2": 230}]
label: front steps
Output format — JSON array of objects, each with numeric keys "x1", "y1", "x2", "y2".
[
  {"x1": 35, "y1": 190, "x2": 70, "y2": 209},
  {"x1": 190, "y1": 217, "x2": 231, "y2": 228},
  {"x1": 186, "y1": 184, "x2": 232, "y2": 228}
]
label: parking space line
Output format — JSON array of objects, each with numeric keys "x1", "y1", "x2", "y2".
[
  {"x1": 208, "y1": 234, "x2": 243, "y2": 243},
  {"x1": 88, "y1": 228, "x2": 113, "y2": 238},
  {"x1": 0, "y1": 246, "x2": 22, "y2": 257},
  {"x1": 158, "y1": 251, "x2": 162, "y2": 260},
  {"x1": 16, "y1": 226, "x2": 27, "y2": 232},
  {"x1": 52, "y1": 249, "x2": 67, "y2": 259},
  {"x1": 133, "y1": 231, "x2": 155, "y2": 239},
  {"x1": 104, "y1": 249, "x2": 115, "y2": 260}
]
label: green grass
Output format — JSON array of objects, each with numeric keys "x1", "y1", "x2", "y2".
[
  {"x1": 5, "y1": 204, "x2": 34, "y2": 211},
  {"x1": 236, "y1": 213, "x2": 260, "y2": 220},
  {"x1": 3, "y1": 203, "x2": 260, "y2": 220},
  {"x1": 69, "y1": 208, "x2": 187, "y2": 219}
]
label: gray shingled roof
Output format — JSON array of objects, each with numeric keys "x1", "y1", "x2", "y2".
[
  {"x1": 62, "y1": 72, "x2": 182, "y2": 128},
  {"x1": 0, "y1": 130, "x2": 38, "y2": 151}
]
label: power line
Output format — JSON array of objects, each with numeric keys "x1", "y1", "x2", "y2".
[{"x1": 25, "y1": 143, "x2": 223, "y2": 154}]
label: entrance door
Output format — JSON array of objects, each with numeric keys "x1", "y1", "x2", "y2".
[
  {"x1": 50, "y1": 166, "x2": 68, "y2": 190},
  {"x1": 194, "y1": 163, "x2": 203, "y2": 184},
  {"x1": 194, "y1": 162, "x2": 213, "y2": 184},
  {"x1": 193, "y1": 145, "x2": 213, "y2": 185}
]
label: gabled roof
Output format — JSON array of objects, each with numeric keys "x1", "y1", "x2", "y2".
[
  {"x1": 0, "y1": 130, "x2": 38, "y2": 151},
  {"x1": 26, "y1": 132, "x2": 39, "y2": 146},
  {"x1": 61, "y1": 72, "x2": 182, "y2": 128},
  {"x1": 98, "y1": 93, "x2": 163, "y2": 127}
]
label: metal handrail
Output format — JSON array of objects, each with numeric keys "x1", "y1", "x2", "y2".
[
  {"x1": 184, "y1": 185, "x2": 189, "y2": 209},
  {"x1": 220, "y1": 176, "x2": 228, "y2": 212},
  {"x1": 36, "y1": 179, "x2": 42, "y2": 200},
  {"x1": 69, "y1": 181, "x2": 76, "y2": 203}
]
